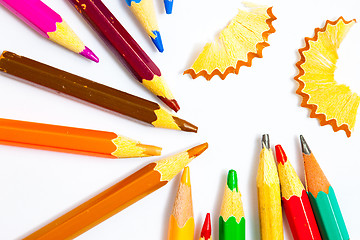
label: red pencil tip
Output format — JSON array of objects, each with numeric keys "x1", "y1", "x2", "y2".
[
  {"x1": 158, "y1": 97, "x2": 180, "y2": 112},
  {"x1": 200, "y1": 213, "x2": 211, "y2": 239},
  {"x1": 275, "y1": 144, "x2": 287, "y2": 165}
]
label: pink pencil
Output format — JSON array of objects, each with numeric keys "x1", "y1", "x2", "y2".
[{"x1": 0, "y1": 0, "x2": 98, "y2": 62}]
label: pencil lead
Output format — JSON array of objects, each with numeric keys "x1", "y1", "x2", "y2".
[
  {"x1": 159, "y1": 97, "x2": 180, "y2": 112},
  {"x1": 180, "y1": 167, "x2": 191, "y2": 186},
  {"x1": 200, "y1": 213, "x2": 211, "y2": 239},
  {"x1": 151, "y1": 31, "x2": 164, "y2": 52},
  {"x1": 261, "y1": 134, "x2": 270, "y2": 149},
  {"x1": 164, "y1": 0, "x2": 173, "y2": 14},
  {"x1": 80, "y1": 46, "x2": 99, "y2": 63},
  {"x1": 300, "y1": 135, "x2": 311, "y2": 155},
  {"x1": 275, "y1": 145, "x2": 287, "y2": 165},
  {"x1": 187, "y1": 142, "x2": 208, "y2": 158},
  {"x1": 227, "y1": 169, "x2": 238, "y2": 192},
  {"x1": 136, "y1": 143, "x2": 162, "y2": 156}
]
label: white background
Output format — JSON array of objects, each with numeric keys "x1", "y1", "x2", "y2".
[{"x1": 0, "y1": 0, "x2": 359, "y2": 239}]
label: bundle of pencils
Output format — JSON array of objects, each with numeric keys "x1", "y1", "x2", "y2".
[
  {"x1": 219, "y1": 169, "x2": 245, "y2": 240},
  {"x1": 168, "y1": 166, "x2": 195, "y2": 240},
  {"x1": 275, "y1": 144, "x2": 321, "y2": 240},
  {"x1": 0, "y1": 0, "x2": 98, "y2": 62},
  {"x1": 68, "y1": 0, "x2": 179, "y2": 111},
  {"x1": 0, "y1": 51, "x2": 197, "y2": 132},
  {"x1": 0, "y1": 118, "x2": 161, "y2": 158},
  {"x1": 256, "y1": 134, "x2": 283, "y2": 239},
  {"x1": 300, "y1": 135, "x2": 349, "y2": 240},
  {"x1": 24, "y1": 143, "x2": 208, "y2": 240}
]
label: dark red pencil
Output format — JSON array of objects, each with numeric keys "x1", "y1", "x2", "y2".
[{"x1": 68, "y1": 0, "x2": 180, "y2": 112}]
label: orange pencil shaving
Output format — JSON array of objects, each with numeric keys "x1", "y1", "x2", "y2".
[
  {"x1": 24, "y1": 143, "x2": 208, "y2": 240},
  {"x1": 168, "y1": 167, "x2": 195, "y2": 240},
  {"x1": 0, "y1": 118, "x2": 161, "y2": 158}
]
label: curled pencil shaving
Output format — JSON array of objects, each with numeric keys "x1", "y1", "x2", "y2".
[
  {"x1": 295, "y1": 17, "x2": 360, "y2": 137},
  {"x1": 184, "y1": 3, "x2": 276, "y2": 80}
]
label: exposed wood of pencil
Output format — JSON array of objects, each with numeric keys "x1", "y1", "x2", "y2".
[
  {"x1": 23, "y1": 143, "x2": 208, "y2": 240},
  {"x1": 0, "y1": 51, "x2": 197, "y2": 132},
  {"x1": 301, "y1": 135, "x2": 349, "y2": 240},
  {"x1": 68, "y1": 0, "x2": 179, "y2": 111},
  {"x1": 275, "y1": 145, "x2": 321, "y2": 240},
  {"x1": 256, "y1": 135, "x2": 283, "y2": 240},
  {"x1": 0, "y1": 118, "x2": 161, "y2": 158},
  {"x1": 168, "y1": 166, "x2": 194, "y2": 240}
]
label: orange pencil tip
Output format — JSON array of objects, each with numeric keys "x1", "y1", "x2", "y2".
[
  {"x1": 187, "y1": 143, "x2": 208, "y2": 158},
  {"x1": 275, "y1": 144, "x2": 287, "y2": 165}
]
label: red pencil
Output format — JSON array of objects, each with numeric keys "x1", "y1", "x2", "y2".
[
  {"x1": 275, "y1": 145, "x2": 321, "y2": 240},
  {"x1": 199, "y1": 213, "x2": 212, "y2": 240}
]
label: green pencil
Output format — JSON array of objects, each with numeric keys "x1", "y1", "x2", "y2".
[
  {"x1": 219, "y1": 170, "x2": 245, "y2": 240},
  {"x1": 300, "y1": 135, "x2": 349, "y2": 240}
]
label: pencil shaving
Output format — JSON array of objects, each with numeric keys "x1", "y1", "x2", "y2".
[
  {"x1": 184, "y1": 3, "x2": 276, "y2": 80},
  {"x1": 295, "y1": 17, "x2": 359, "y2": 137}
]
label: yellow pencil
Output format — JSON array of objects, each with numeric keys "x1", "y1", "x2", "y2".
[
  {"x1": 125, "y1": 0, "x2": 164, "y2": 52},
  {"x1": 256, "y1": 134, "x2": 283, "y2": 239},
  {"x1": 168, "y1": 166, "x2": 195, "y2": 240}
]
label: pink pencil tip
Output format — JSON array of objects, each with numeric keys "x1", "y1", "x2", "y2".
[{"x1": 80, "y1": 46, "x2": 99, "y2": 63}]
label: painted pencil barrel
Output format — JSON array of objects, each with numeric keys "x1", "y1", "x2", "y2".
[
  {"x1": 308, "y1": 187, "x2": 349, "y2": 240},
  {"x1": 168, "y1": 215, "x2": 195, "y2": 240},
  {"x1": 219, "y1": 216, "x2": 245, "y2": 240},
  {"x1": 0, "y1": 51, "x2": 196, "y2": 132},
  {"x1": 283, "y1": 190, "x2": 321, "y2": 240}
]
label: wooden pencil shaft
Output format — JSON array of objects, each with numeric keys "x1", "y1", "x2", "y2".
[
  {"x1": 24, "y1": 163, "x2": 166, "y2": 240},
  {"x1": 0, "y1": 51, "x2": 159, "y2": 124},
  {"x1": 68, "y1": 0, "x2": 160, "y2": 83}
]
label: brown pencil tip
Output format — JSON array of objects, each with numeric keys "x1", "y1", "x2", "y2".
[
  {"x1": 300, "y1": 135, "x2": 311, "y2": 155},
  {"x1": 173, "y1": 116, "x2": 198, "y2": 133},
  {"x1": 187, "y1": 143, "x2": 208, "y2": 158},
  {"x1": 158, "y1": 97, "x2": 180, "y2": 112},
  {"x1": 137, "y1": 144, "x2": 162, "y2": 156}
]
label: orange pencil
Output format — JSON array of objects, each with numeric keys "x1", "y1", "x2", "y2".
[
  {"x1": 24, "y1": 143, "x2": 208, "y2": 240},
  {"x1": 0, "y1": 118, "x2": 161, "y2": 158},
  {"x1": 168, "y1": 166, "x2": 195, "y2": 240}
]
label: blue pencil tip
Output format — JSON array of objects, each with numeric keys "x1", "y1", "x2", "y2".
[
  {"x1": 151, "y1": 31, "x2": 164, "y2": 52},
  {"x1": 164, "y1": 0, "x2": 173, "y2": 14}
]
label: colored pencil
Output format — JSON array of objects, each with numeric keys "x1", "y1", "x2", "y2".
[
  {"x1": 256, "y1": 134, "x2": 283, "y2": 240},
  {"x1": 0, "y1": 51, "x2": 197, "y2": 132},
  {"x1": 68, "y1": 0, "x2": 180, "y2": 112},
  {"x1": 168, "y1": 166, "x2": 194, "y2": 240},
  {"x1": 199, "y1": 213, "x2": 212, "y2": 240},
  {"x1": 0, "y1": 0, "x2": 98, "y2": 62},
  {"x1": 125, "y1": 0, "x2": 164, "y2": 52},
  {"x1": 300, "y1": 135, "x2": 349, "y2": 240},
  {"x1": 164, "y1": 0, "x2": 173, "y2": 14},
  {"x1": 0, "y1": 118, "x2": 161, "y2": 158},
  {"x1": 219, "y1": 169, "x2": 245, "y2": 240},
  {"x1": 24, "y1": 143, "x2": 208, "y2": 240},
  {"x1": 275, "y1": 144, "x2": 321, "y2": 240}
]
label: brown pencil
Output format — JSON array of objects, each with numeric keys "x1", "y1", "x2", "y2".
[{"x1": 0, "y1": 51, "x2": 197, "y2": 132}]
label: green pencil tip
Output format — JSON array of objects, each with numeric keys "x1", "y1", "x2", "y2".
[{"x1": 227, "y1": 169, "x2": 238, "y2": 192}]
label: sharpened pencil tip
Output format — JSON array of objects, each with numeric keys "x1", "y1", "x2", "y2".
[
  {"x1": 275, "y1": 145, "x2": 287, "y2": 165},
  {"x1": 151, "y1": 31, "x2": 164, "y2": 52},
  {"x1": 200, "y1": 213, "x2": 212, "y2": 239},
  {"x1": 227, "y1": 169, "x2": 238, "y2": 192},
  {"x1": 137, "y1": 144, "x2": 162, "y2": 156},
  {"x1": 262, "y1": 134, "x2": 270, "y2": 149},
  {"x1": 300, "y1": 135, "x2": 311, "y2": 155},
  {"x1": 158, "y1": 97, "x2": 180, "y2": 112},
  {"x1": 80, "y1": 46, "x2": 99, "y2": 63},
  {"x1": 187, "y1": 143, "x2": 208, "y2": 158},
  {"x1": 164, "y1": 0, "x2": 173, "y2": 14},
  {"x1": 180, "y1": 167, "x2": 191, "y2": 186}
]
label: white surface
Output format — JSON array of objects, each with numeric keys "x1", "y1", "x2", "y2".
[{"x1": 0, "y1": 0, "x2": 359, "y2": 239}]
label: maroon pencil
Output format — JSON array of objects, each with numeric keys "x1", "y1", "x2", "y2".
[{"x1": 68, "y1": 0, "x2": 180, "y2": 112}]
